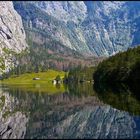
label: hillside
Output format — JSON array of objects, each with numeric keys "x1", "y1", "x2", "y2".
[
  {"x1": 94, "y1": 46, "x2": 140, "y2": 82},
  {"x1": 13, "y1": 1, "x2": 140, "y2": 56}
]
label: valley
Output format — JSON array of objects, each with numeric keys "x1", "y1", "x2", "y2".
[
  {"x1": 1, "y1": 1, "x2": 140, "y2": 139},
  {"x1": 13, "y1": 1, "x2": 140, "y2": 57}
]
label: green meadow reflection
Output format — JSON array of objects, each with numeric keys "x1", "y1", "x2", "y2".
[
  {"x1": 2, "y1": 81, "x2": 140, "y2": 116},
  {"x1": 0, "y1": 82, "x2": 97, "y2": 118},
  {"x1": 93, "y1": 82, "x2": 140, "y2": 115}
]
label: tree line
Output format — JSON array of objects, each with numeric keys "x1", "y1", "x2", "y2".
[{"x1": 94, "y1": 46, "x2": 140, "y2": 83}]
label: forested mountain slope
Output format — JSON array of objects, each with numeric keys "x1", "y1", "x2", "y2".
[
  {"x1": 14, "y1": 1, "x2": 140, "y2": 56},
  {"x1": 94, "y1": 46, "x2": 140, "y2": 82}
]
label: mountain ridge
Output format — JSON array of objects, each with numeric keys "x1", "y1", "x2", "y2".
[{"x1": 13, "y1": 1, "x2": 140, "y2": 57}]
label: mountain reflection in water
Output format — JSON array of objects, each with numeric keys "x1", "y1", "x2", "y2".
[{"x1": 0, "y1": 82, "x2": 140, "y2": 139}]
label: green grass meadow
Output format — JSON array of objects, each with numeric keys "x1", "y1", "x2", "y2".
[{"x1": 0, "y1": 69, "x2": 67, "y2": 94}]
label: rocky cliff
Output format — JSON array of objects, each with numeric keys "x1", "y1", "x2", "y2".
[
  {"x1": 0, "y1": 2, "x2": 28, "y2": 75},
  {"x1": 51, "y1": 105, "x2": 139, "y2": 139},
  {"x1": 13, "y1": 1, "x2": 140, "y2": 57},
  {"x1": 0, "y1": 88, "x2": 28, "y2": 139}
]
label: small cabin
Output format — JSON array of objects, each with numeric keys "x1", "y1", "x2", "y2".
[
  {"x1": 33, "y1": 78, "x2": 40, "y2": 80},
  {"x1": 52, "y1": 79, "x2": 62, "y2": 85},
  {"x1": 52, "y1": 79, "x2": 57, "y2": 85}
]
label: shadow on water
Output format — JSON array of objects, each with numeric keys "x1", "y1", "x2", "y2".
[
  {"x1": 66, "y1": 82, "x2": 96, "y2": 97},
  {"x1": 93, "y1": 82, "x2": 140, "y2": 116}
]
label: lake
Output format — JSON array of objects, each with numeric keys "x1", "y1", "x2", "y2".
[{"x1": 0, "y1": 82, "x2": 140, "y2": 139}]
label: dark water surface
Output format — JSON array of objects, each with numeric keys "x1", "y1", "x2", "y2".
[{"x1": 0, "y1": 82, "x2": 140, "y2": 139}]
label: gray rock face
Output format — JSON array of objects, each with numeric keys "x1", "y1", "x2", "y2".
[
  {"x1": 0, "y1": 91, "x2": 28, "y2": 139},
  {"x1": 0, "y1": 112, "x2": 28, "y2": 139},
  {"x1": 34, "y1": 1, "x2": 87, "y2": 24},
  {"x1": 38, "y1": 105, "x2": 139, "y2": 139},
  {"x1": 14, "y1": 1, "x2": 140, "y2": 57},
  {"x1": 54, "y1": 106, "x2": 133, "y2": 139},
  {"x1": 0, "y1": 2, "x2": 28, "y2": 75},
  {"x1": 83, "y1": 1, "x2": 139, "y2": 56}
]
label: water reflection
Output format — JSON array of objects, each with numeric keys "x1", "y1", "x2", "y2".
[
  {"x1": 94, "y1": 82, "x2": 140, "y2": 115},
  {"x1": 0, "y1": 85, "x2": 29, "y2": 139},
  {"x1": 0, "y1": 82, "x2": 140, "y2": 139}
]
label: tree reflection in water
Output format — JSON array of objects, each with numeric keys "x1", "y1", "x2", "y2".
[{"x1": 93, "y1": 82, "x2": 140, "y2": 115}]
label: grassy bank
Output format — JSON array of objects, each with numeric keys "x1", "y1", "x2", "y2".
[{"x1": 0, "y1": 70, "x2": 66, "y2": 94}]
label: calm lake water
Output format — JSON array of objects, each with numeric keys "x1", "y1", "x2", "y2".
[{"x1": 0, "y1": 82, "x2": 140, "y2": 139}]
